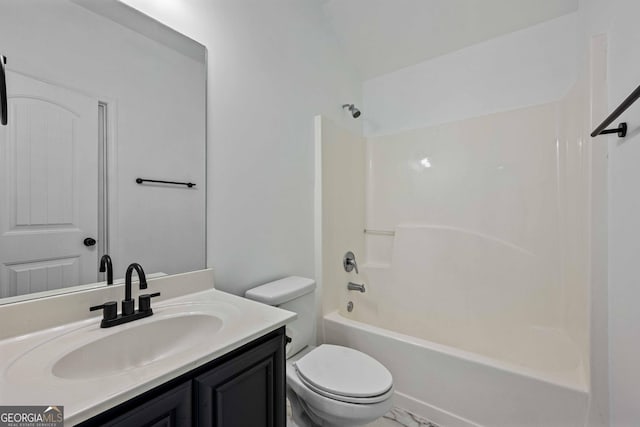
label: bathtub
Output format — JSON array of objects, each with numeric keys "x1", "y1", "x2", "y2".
[{"x1": 323, "y1": 309, "x2": 589, "y2": 427}]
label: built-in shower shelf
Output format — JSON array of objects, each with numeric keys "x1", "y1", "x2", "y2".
[{"x1": 364, "y1": 229, "x2": 395, "y2": 236}]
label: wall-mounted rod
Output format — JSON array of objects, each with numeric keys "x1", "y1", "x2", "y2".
[
  {"x1": 364, "y1": 229, "x2": 395, "y2": 236},
  {"x1": 591, "y1": 84, "x2": 640, "y2": 138},
  {"x1": 0, "y1": 55, "x2": 7, "y2": 126},
  {"x1": 136, "y1": 178, "x2": 196, "y2": 188}
]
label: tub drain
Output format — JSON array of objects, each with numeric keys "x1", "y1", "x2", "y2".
[{"x1": 347, "y1": 301, "x2": 354, "y2": 312}]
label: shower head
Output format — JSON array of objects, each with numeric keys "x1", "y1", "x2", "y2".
[{"x1": 342, "y1": 104, "x2": 361, "y2": 119}]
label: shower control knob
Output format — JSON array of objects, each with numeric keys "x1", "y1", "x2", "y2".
[
  {"x1": 343, "y1": 251, "x2": 358, "y2": 274},
  {"x1": 83, "y1": 237, "x2": 97, "y2": 247}
]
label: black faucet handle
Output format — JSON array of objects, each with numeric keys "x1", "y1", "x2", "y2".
[
  {"x1": 89, "y1": 301, "x2": 118, "y2": 321},
  {"x1": 138, "y1": 292, "x2": 161, "y2": 313}
]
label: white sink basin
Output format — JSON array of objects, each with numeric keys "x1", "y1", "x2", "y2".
[
  {"x1": 4, "y1": 303, "x2": 237, "y2": 384},
  {"x1": 52, "y1": 314, "x2": 223, "y2": 380}
]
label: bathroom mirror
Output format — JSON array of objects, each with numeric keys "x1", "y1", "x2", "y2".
[{"x1": 0, "y1": 0, "x2": 206, "y2": 303}]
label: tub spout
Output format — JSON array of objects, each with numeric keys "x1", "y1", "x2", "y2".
[{"x1": 347, "y1": 282, "x2": 366, "y2": 293}]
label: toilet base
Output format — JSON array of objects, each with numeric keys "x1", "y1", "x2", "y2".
[
  {"x1": 287, "y1": 386, "x2": 392, "y2": 427},
  {"x1": 288, "y1": 391, "x2": 374, "y2": 427},
  {"x1": 288, "y1": 389, "x2": 324, "y2": 427}
]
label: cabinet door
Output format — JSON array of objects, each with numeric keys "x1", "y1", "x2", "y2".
[
  {"x1": 195, "y1": 335, "x2": 285, "y2": 427},
  {"x1": 99, "y1": 381, "x2": 191, "y2": 427}
]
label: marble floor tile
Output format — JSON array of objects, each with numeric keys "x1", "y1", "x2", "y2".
[
  {"x1": 286, "y1": 400, "x2": 439, "y2": 427},
  {"x1": 382, "y1": 407, "x2": 439, "y2": 427}
]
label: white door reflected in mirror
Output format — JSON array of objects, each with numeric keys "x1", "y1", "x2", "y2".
[
  {"x1": 0, "y1": 0, "x2": 206, "y2": 304},
  {"x1": 0, "y1": 71, "x2": 99, "y2": 297}
]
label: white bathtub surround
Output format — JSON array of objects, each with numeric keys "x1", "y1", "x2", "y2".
[
  {"x1": 323, "y1": 81, "x2": 592, "y2": 426},
  {"x1": 314, "y1": 116, "x2": 366, "y2": 339},
  {"x1": 364, "y1": 88, "x2": 590, "y2": 370},
  {"x1": 337, "y1": 86, "x2": 591, "y2": 425},
  {"x1": 317, "y1": 79, "x2": 592, "y2": 424}
]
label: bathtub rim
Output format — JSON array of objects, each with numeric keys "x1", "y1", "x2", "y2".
[{"x1": 323, "y1": 310, "x2": 588, "y2": 394}]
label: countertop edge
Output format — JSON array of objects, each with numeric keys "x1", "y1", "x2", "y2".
[{"x1": 65, "y1": 314, "x2": 294, "y2": 425}]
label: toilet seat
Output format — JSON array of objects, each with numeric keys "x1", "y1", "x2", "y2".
[
  {"x1": 296, "y1": 373, "x2": 394, "y2": 404},
  {"x1": 293, "y1": 344, "x2": 393, "y2": 404}
]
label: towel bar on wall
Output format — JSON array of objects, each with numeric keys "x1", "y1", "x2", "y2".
[
  {"x1": 135, "y1": 178, "x2": 196, "y2": 188},
  {"x1": 591, "y1": 84, "x2": 640, "y2": 138},
  {"x1": 0, "y1": 55, "x2": 7, "y2": 126}
]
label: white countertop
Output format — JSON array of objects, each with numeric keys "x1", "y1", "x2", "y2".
[{"x1": 0, "y1": 288, "x2": 296, "y2": 425}]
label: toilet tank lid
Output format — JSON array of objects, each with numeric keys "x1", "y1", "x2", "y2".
[{"x1": 245, "y1": 276, "x2": 316, "y2": 306}]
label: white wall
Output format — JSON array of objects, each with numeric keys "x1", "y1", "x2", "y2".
[
  {"x1": 579, "y1": 0, "x2": 640, "y2": 425},
  {"x1": 604, "y1": 4, "x2": 640, "y2": 424},
  {"x1": 362, "y1": 12, "x2": 579, "y2": 136},
  {"x1": 121, "y1": 0, "x2": 362, "y2": 295}
]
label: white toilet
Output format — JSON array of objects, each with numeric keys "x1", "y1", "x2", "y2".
[{"x1": 245, "y1": 276, "x2": 393, "y2": 427}]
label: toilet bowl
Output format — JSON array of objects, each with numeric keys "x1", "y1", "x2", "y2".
[
  {"x1": 286, "y1": 345, "x2": 393, "y2": 427},
  {"x1": 245, "y1": 277, "x2": 394, "y2": 427}
]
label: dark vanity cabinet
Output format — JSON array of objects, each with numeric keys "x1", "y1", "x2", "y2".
[
  {"x1": 195, "y1": 333, "x2": 284, "y2": 426},
  {"x1": 77, "y1": 328, "x2": 286, "y2": 427},
  {"x1": 100, "y1": 383, "x2": 192, "y2": 427}
]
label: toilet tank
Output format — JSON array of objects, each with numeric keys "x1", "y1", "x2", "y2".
[{"x1": 245, "y1": 276, "x2": 316, "y2": 358}]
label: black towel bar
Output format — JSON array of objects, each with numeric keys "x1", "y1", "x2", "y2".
[
  {"x1": 591, "y1": 84, "x2": 640, "y2": 138},
  {"x1": 136, "y1": 178, "x2": 196, "y2": 188},
  {"x1": 0, "y1": 55, "x2": 7, "y2": 126}
]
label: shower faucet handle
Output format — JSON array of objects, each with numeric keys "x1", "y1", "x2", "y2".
[{"x1": 343, "y1": 251, "x2": 359, "y2": 274}]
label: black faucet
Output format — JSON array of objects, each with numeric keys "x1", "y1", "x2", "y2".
[
  {"x1": 99, "y1": 254, "x2": 113, "y2": 285},
  {"x1": 90, "y1": 262, "x2": 160, "y2": 328},
  {"x1": 123, "y1": 263, "x2": 147, "y2": 316}
]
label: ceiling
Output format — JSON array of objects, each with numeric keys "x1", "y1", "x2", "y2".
[{"x1": 321, "y1": 0, "x2": 579, "y2": 80}]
